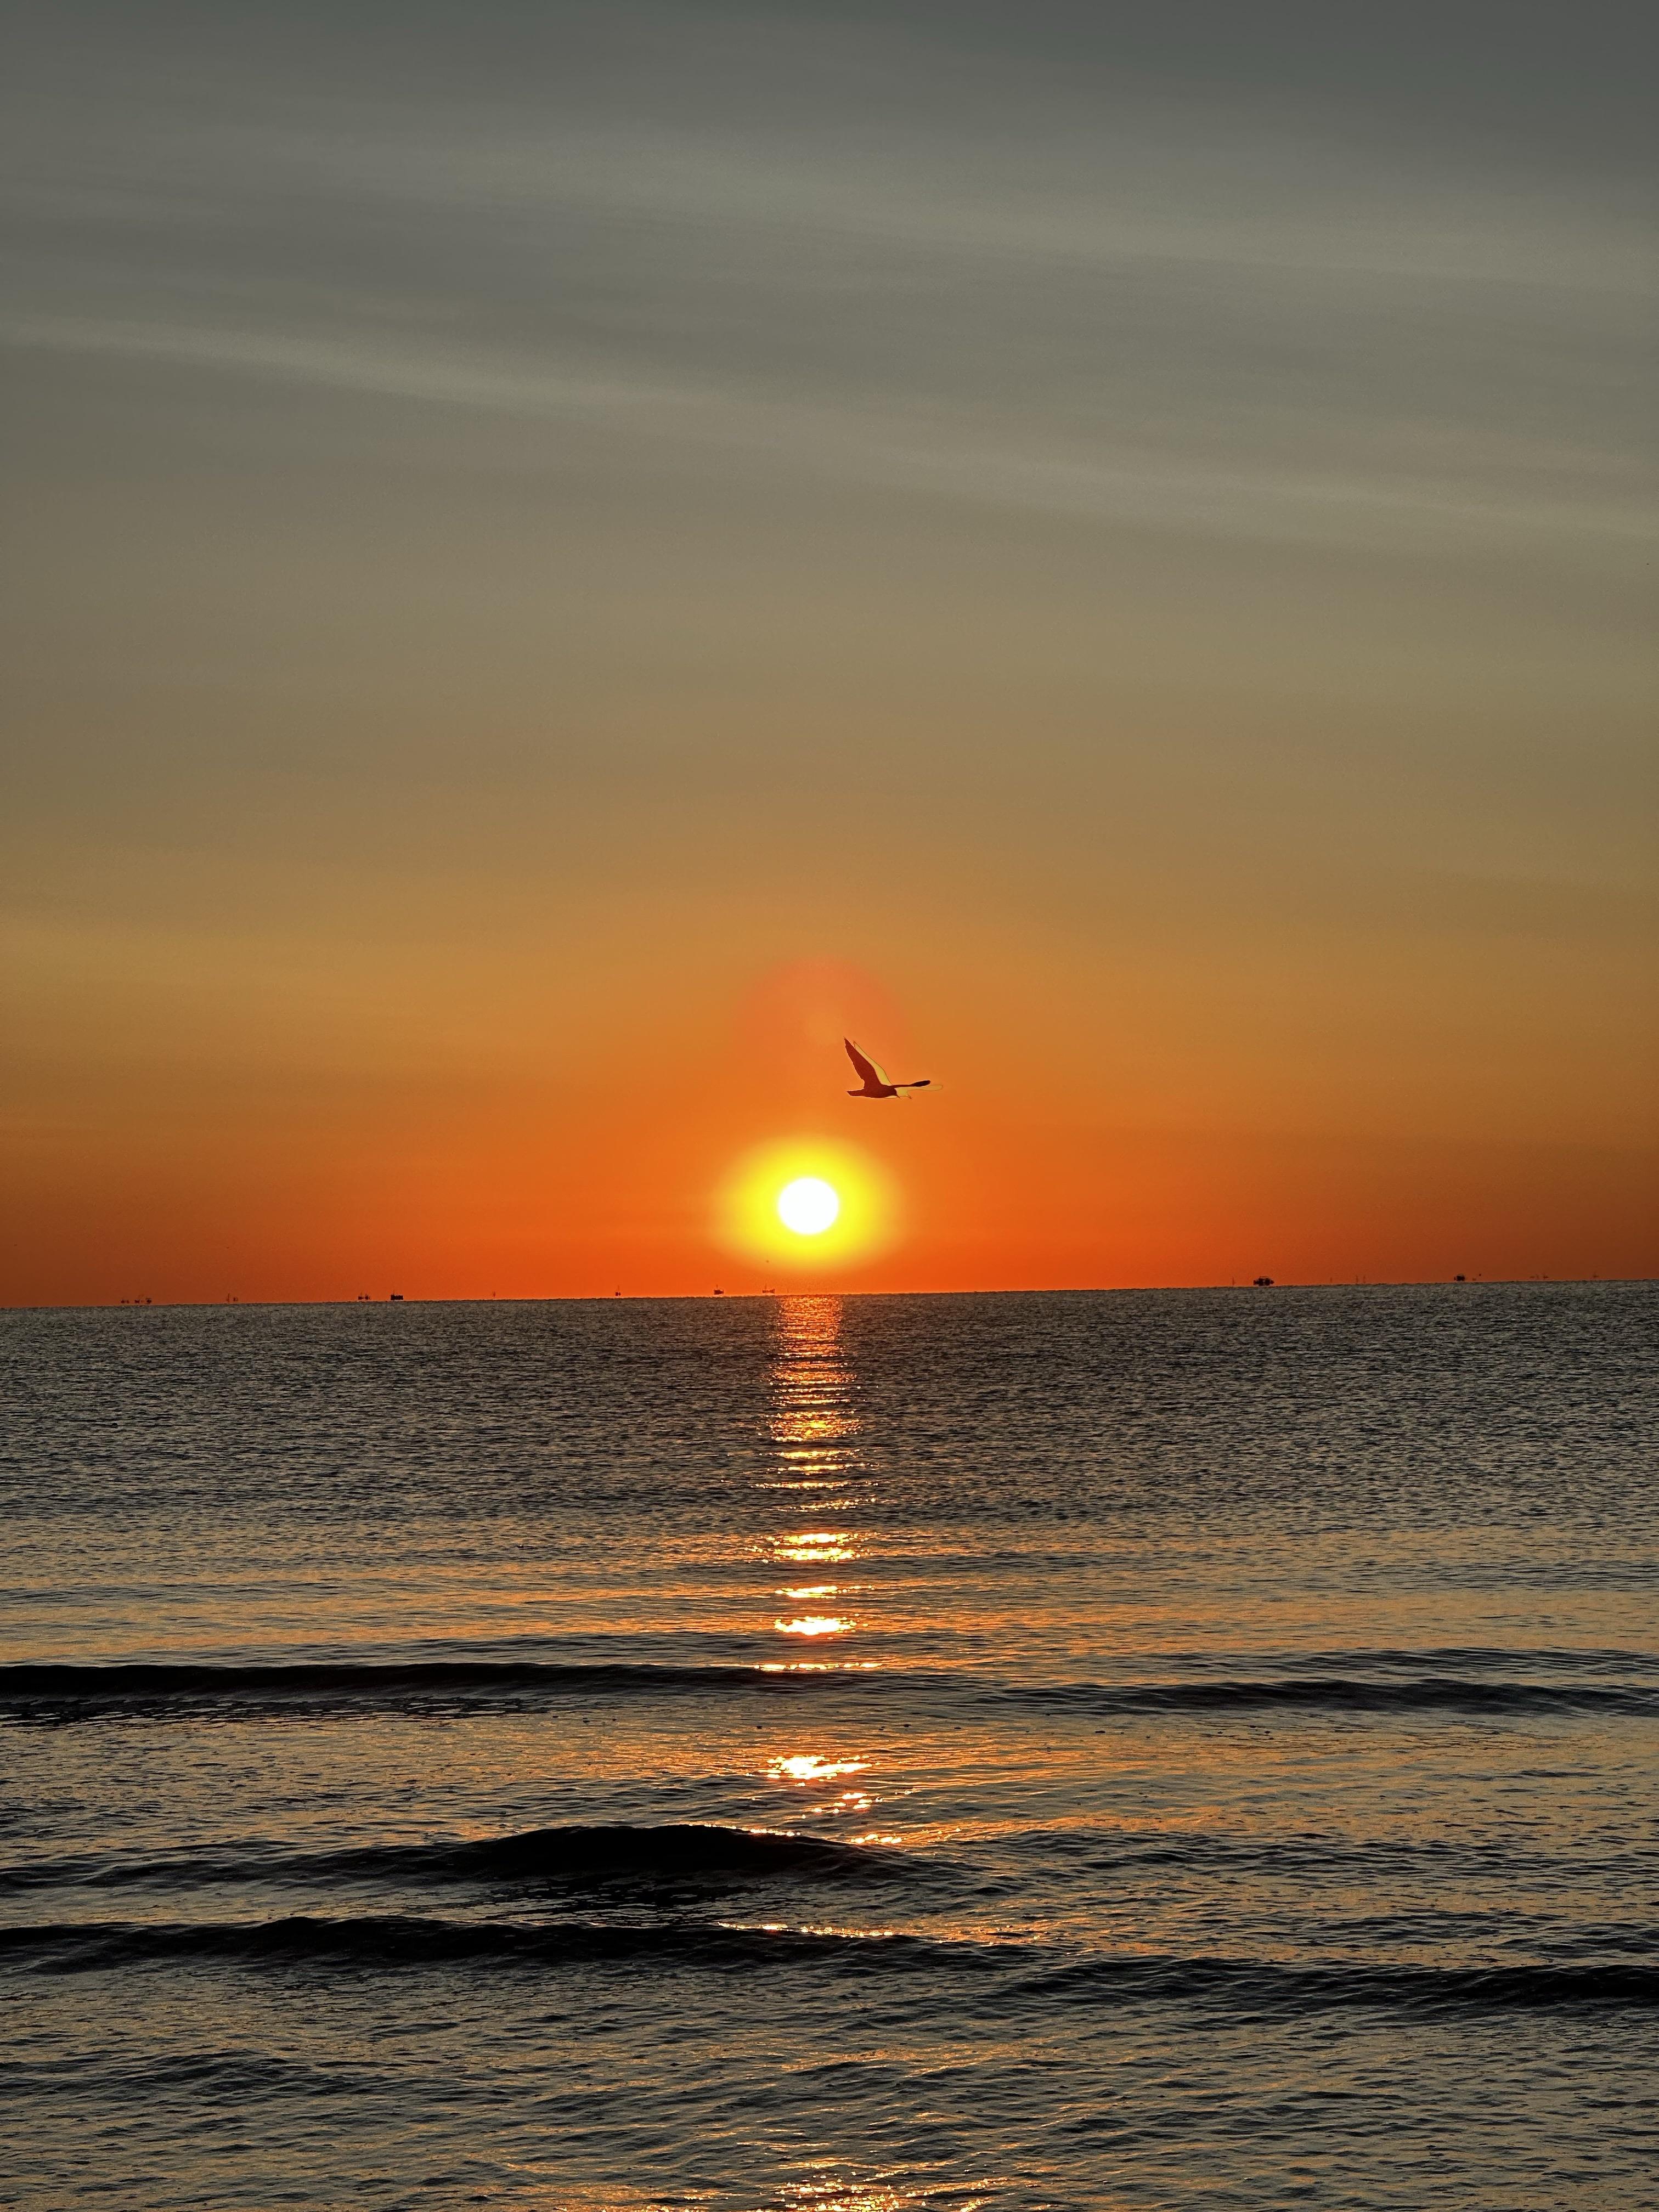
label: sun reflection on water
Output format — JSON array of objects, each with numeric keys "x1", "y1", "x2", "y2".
[
  {"x1": 767, "y1": 1747, "x2": 875, "y2": 1818},
  {"x1": 775, "y1": 2166, "x2": 943, "y2": 2211},
  {"x1": 754, "y1": 1297, "x2": 892, "y2": 1818},
  {"x1": 765, "y1": 1297, "x2": 866, "y2": 1598},
  {"x1": 769, "y1": 1754, "x2": 871, "y2": 1784},
  {"x1": 775, "y1": 1531, "x2": 858, "y2": 1565}
]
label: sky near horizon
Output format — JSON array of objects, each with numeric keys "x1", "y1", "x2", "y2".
[{"x1": 3, "y1": 0, "x2": 1655, "y2": 1302}]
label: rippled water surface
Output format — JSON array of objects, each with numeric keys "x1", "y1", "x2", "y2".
[{"x1": 3, "y1": 1286, "x2": 1656, "y2": 2209}]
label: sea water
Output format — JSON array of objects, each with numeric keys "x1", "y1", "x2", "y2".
[{"x1": 3, "y1": 1286, "x2": 1656, "y2": 2209}]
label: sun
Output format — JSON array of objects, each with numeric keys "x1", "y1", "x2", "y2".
[
  {"x1": 714, "y1": 1138, "x2": 900, "y2": 1272},
  {"x1": 777, "y1": 1177, "x2": 839, "y2": 1236}
]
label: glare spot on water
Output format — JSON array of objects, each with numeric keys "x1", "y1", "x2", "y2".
[
  {"x1": 778, "y1": 2180, "x2": 930, "y2": 2212},
  {"x1": 769, "y1": 1754, "x2": 871, "y2": 1783},
  {"x1": 774, "y1": 1531, "x2": 857, "y2": 1565}
]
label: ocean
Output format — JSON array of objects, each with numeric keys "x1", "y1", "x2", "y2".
[{"x1": 4, "y1": 1285, "x2": 1656, "y2": 2209}]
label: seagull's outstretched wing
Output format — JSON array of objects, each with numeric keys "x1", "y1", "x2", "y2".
[{"x1": 844, "y1": 1037, "x2": 885, "y2": 1087}]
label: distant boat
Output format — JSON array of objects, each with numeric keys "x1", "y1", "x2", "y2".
[{"x1": 390, "y1": 1293, "x2": 404, "y2": 1302}]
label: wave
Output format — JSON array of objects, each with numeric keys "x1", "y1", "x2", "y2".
[
  {"x1": 0, "y1": 1915, "x2": 979, "y2": 1978},
  {"x1": 5, "y1": 1657, "x2": 1651, "y2": 1724},
  {"x1": 0, "y1": 1657, "x2": 843, "y2": 1716},
  {"x1": 6, "y1": 1916, "x2": 1655, "y2": 2012},
  {"x1": 1234, "y1": 1645, "x2": 1658, "y2": 1680},
  {"x1": 985, "y1": 1824, "x2": 1656, "y2": 1889},
  {"x1": 0, "y1": 1822, "x2": 912, "y2": 1897},
  {"x1": 1015, "y1": 1951, "x2": 1659, "y2": 2015},
  {"x1": 1011, "y1": 1676, "x2": 1659, "y2": 1717}
]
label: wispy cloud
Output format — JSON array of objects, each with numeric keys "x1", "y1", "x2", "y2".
[
  {"x1": 5, "y1": 2, "x2": 1652, "y2": 575},
  {"x1": 7, "y1": 304, "x2": 1651, "y2": 560}
]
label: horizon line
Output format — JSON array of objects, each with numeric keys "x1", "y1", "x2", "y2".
[{"x1": 5, "y1": 1275, "x2": 1652, "y2": 1315}]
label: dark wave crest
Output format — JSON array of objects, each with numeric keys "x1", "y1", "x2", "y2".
[
  {"x1": 988, "y1": 1824, "x2": 1655, "y2": 1890},
  {"x1": 0, "y1": 1657, "x2": 891, "y2": 1727},
  {"x1": 1013, "y1": 1676, "x2": 1659, "y2": 1717},
  {"x1": 0, "y1": 1658, "x2": 787, "y2": 1714},
  {"x1": 1018, "y1": 1951, "x2": 1659, "y2": 2015},
  {"x1": 0, "y1": 1915, "x2": 979, "y2": 1978},
  {"x1": 5, "y1": 1657, "x2": 1651, "y2": 1725},
  {"x1": 0, "y1": 1822, "x2": 912, "y2": 1897},
  {"x1": 6, "y1": 1916, "x2": 1655, "y2": 2013},
  {"x1": 1259, "y1": 1645, "x2": 1657, "y2": 1679}
]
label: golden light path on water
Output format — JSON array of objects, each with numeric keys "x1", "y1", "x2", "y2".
[{"x1": 758, "y1": 1295, "x2": 894, "y2": 1838}]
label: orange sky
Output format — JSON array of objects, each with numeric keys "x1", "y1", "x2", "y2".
[
  {"x1": 7, "y1": 914, "x2": 1652, "y2": 1302},
  {"x1": 3, "y1": 4, "x2": 1655, "y2": 1304}
]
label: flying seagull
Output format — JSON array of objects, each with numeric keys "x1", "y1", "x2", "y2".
[{"x1": 844, "y1": 1037, "x2": 930, "y2": 1099}]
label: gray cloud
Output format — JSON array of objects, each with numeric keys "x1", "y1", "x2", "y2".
[{"x1": 4, "y1": 4, "x2": 1653, "y2": 572}]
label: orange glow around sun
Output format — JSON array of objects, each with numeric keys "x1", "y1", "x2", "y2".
[{"x1": 714, "y1": 1137, "x2": 900, "y2": 1273}]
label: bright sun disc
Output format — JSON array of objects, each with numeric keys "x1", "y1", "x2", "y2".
[
  {"x1": 777, "y1": 1177, "x2": 840, "y2": 1235},
  {"x1": 714, "y1": 1137, "x2": 899, "y2": 1272}
]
